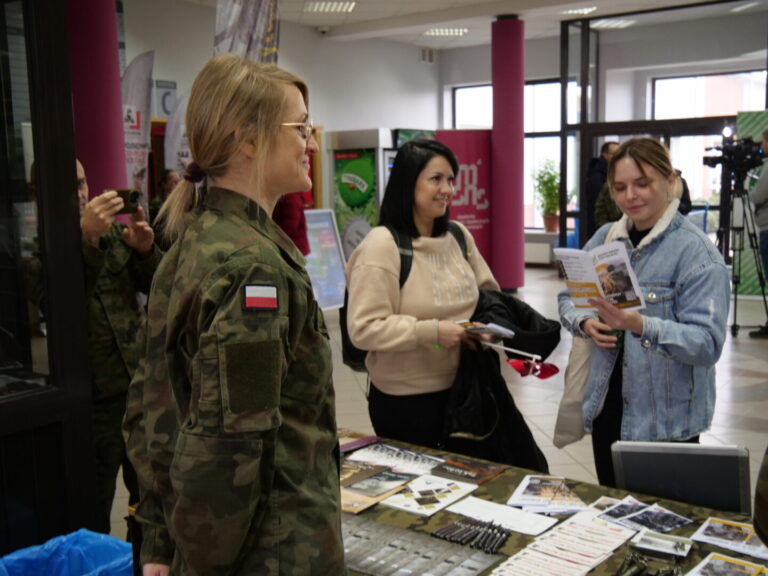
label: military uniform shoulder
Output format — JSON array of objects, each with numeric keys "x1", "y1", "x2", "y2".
[{"x1": 179, "y1": 211, "x2": 283, "y2": 279}]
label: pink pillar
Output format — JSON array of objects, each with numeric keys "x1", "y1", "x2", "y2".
[
  {"x1": 67, "y1": 0, "x2": 127, "y2": 196},
  {"x1": 490, "y1": 16, "x2": 525, "y2": 289}
]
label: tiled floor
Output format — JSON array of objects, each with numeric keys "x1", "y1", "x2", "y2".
[{"x1": 110, "y1": 264, "x2": 768, "y2": 539}]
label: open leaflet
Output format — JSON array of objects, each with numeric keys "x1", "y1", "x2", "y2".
[{"x1": 554, "y1": 241, "x2": 645, "y2": 310}]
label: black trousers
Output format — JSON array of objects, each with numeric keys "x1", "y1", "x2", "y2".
[{"x1": 368, "y1": 383, "x2": 449, "y2": 449}]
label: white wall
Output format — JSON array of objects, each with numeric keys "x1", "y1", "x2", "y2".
[
  {"x1": 600, "y1": 12, "x2": 767, "y2": 122},
  {"x1": 123, "y1": 0, "x2": 440, "y2": 132},
  {"x1": 438, "y1": 11, "x2": 768, "y2": 124},
  {"x1": 123, "y1": 0, "x2": 215, "y2": 95},
  {"x1": 438, "y1": 36, "x2": 560, "y2": 125},
  {"x1": 279, "y1": 23, "x2": 440, "y2": 132}
]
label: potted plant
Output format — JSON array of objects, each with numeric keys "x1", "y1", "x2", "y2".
[{"x1": 533, "y1": 159, "x2": 561, "y2": 233}]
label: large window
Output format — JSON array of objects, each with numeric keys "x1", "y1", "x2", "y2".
[
  {"x1": 454, "y1": 81, "x2": 563, "y2": 228},
  {"x1": 454, "y1": 85, "x2": 492, "y2": 129},
  {"x1": 654, "y1": 71, "x2": 767, "y2": 120}
]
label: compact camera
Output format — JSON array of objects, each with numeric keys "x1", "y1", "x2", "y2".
[{"x1": 107, "y1": 188, "x2": 141, "y2": 214}]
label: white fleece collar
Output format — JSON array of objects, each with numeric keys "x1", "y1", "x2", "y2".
[{"x1": 605, "y1": 198, "x2": 680, "y2": 248}]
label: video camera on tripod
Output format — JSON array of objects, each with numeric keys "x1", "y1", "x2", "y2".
[
  {"x1": 703, "y1": 134, "x2": 764, "y2": 176},
  {"x1": 703, "y1": 133, "x2": 768, "y2": 336}
]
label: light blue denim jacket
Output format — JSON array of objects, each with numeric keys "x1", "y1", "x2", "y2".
[{"x1": 558, "y1": 200, "x2": 730, "y2": 441}]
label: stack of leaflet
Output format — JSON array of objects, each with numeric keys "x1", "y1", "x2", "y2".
[
  {"x1": 691, "y1": 517, "x2": 768, "y2": 563},
  {"x1": 506, "y1": 475, "x2": 588, "y2": 515},
  {"x1": 341, "y1": 443, "x2": 445, "y2": 514},
  {"x1": 346, "y1": 442, "x2": 444, "y2": 475},
  {"x1": 379, "y1": 474, "x2": 478, "y2": 517},
  {"x1": 597, "y1": 496, "x2": 693, "y2": 533},
  {"x1": 337, "y1": 428, "x2": 380, "y2": 454},
  {"x1": 491, "y1": 508, "x2": 636, "y2": 576},
  {"x1": 340, "y1": 463, "x2": 416, "y2": 514},
  {"x1": 686, "y1": 552, "x2": 767, "y2": 575}
]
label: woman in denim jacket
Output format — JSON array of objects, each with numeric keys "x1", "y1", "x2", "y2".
[{"x1": 559, "y1": 138, "x2": 730, "y2": 487}]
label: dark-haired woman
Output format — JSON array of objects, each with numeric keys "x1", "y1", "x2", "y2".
[{"x1": 345, "y1": 139, "x2": 499, "y2": 448}]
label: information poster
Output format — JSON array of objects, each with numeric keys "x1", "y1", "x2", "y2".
[
  {"x1": 304, "y1": 210, "x2": 347, "y2": 310},
  {"x1": 334, "y1": 148, "x2": 378, "y2": 259}
]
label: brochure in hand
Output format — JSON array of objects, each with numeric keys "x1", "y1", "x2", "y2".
[
  {"x1": 456, "y1": 320, "x2": 516, "y2": 340},
  {"x1": 554, "y1": 241, "x2": 645, "y2": 310}
]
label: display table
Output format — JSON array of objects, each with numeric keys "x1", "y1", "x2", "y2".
[{"x1": 344, "y1": 440, "x2": 757, "y2": 575}]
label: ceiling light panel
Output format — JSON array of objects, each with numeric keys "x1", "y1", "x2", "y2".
[
  {"x1": 561, "y1": 7, "x2": 597, "y2": 16},
  {"x1": 731, "y1": 2, "x2": 760, "y2": 12},
  {"x1": 303, "y1": 1, "x2": 356, "y2": 14},
  {"x1": 424, "y1": 27, "x2": 469, "y2": 37},
  {"x1": 591, "y1": 19, "x2": 636, "y2": 29}
]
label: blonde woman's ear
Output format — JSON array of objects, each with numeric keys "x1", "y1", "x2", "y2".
[{"x1": 234, "y1": 128, "x2": 259, "y2": 159}]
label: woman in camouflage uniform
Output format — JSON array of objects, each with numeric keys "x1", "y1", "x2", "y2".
[{"x1": 124, "y1": 54, "x2": 344, "y2": 576}]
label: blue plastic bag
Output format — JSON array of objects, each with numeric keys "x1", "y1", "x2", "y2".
[{"x1": 0, "y1": 529, "x2": 132, "y2": 576}]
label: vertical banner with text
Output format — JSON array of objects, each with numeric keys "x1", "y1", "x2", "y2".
[
  {"x1": 121, "y1": 50, "x2": 155, "y2": 215},
  {"x1": 436, "y1": 130, "x2": 492, "y2": 263},
  {"x1": 164, "y1": 90, "x2": 191, "y2": 175}
]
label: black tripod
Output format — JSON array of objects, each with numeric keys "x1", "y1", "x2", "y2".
[{"x1": 722, "y1": 176, "x2": 768, "y2": 336}]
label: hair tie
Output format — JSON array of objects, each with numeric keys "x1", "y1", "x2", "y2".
[{"x1": 184, "y1": 162, "x2": 206, "y2": 184}]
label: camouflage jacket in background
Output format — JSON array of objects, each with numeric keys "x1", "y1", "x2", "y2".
[
  {"x1": 593, "y1": 182, "x2": 623, "y2": 230},
  {"x1": 83, "y1": 223, "x2": 160, "y2": 400},
  {"x1": 124, "y1": 188, "x2": 345, "y2": 575}
]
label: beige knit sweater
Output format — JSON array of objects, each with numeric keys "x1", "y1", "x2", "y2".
[{"x1": 345, "y1": 222, "x2": 499, "y2": 395}]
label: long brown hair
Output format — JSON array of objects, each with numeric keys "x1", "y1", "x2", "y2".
[
  {"x1": 608, "y1": 137, "x2": 675, "y2": 191},
  {"x1": 158, "y1": 54, "x2": 308, "y2": 240}
]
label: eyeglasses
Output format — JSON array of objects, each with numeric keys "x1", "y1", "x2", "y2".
[{"x1": 280, "y1": 119, "x2": 315, "y2": 140}]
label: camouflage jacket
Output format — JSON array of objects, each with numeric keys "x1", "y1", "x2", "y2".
[
  {"x1": 83, "y1": 223, "x2": 160, "y2": 400},
  {"x1": 124, "y1": 188, "x2": 345, "y2": 575},
  {"x1": 593, "y1": 182, "x2": 623, "y2": 230}
]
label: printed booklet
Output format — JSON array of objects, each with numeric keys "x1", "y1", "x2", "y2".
[
  {"x1": 554, "y1": 241, "x2": 645, "y2": 310},
  {"x1": 380, "y1": 474, "x2": 477, "y2": 517}
]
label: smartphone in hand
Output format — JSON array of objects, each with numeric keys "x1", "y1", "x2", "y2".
[{"x1": 107, "y1": 188, "x2": 141, "y2": 214}]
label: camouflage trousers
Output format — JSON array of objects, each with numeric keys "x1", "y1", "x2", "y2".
[{"x1": 92, "y1": 393, "x2": 139, "y2": 534}]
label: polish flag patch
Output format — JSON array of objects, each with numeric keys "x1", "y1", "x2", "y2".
[{"x1": 243, "y1": 285, "x2": 278, "y2": 310}]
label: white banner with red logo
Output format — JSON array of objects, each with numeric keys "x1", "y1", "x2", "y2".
[
  {"x1": 121, "y1": 50, "x2": 154, "y2": 214},
  {"x1": 164, "y1": 90, "x2": 191, "y2": 174},
  {"x1": 436, "y1": 130, "x2": 493, "y2": 262}
]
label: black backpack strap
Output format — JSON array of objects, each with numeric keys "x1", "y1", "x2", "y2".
[
  {"x1": 447, "y1": 221, "x2": 468, "y2": 260},
  {"x1": 384, "y1": 224, "x2": 413, "y2": 289},
  {"x1": 384, "y1": 222, "x2": 467, "y2": 288}
]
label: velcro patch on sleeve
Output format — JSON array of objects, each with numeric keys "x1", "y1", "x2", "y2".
[
  {"x1": 225, "y1": 340, "x2": 281, "y2": 414},
  {"x1": 243, "y1": 284, "x2": 278, "y2": 310}
]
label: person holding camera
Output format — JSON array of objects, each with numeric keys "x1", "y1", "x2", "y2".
[
  {"x1": 79, "y1": 158, "x2": 161, "y2": 539},
  {"x1": 748, "y1": 129, "x2": 768, "y2": 339}
]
